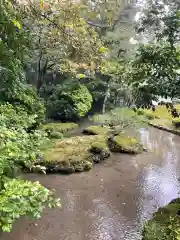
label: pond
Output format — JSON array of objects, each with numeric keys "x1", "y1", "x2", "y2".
[{"x1": 1, "y1": 127, "x2": 180, "y2": 240}]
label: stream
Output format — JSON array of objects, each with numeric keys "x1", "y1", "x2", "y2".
[{"x1": 1, "y1": 127, "x2": 180, "y2": 240}]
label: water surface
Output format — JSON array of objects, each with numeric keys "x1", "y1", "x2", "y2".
[{"x1": 1, "y1": 127, "x2": 180, "y2": 240}]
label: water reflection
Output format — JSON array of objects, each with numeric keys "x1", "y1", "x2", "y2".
[{"x1": 137, "y1": 128, "x2": 180, "y2": 225}]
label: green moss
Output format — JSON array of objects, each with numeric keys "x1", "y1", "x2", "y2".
[
  {"x1": 142, "y1": 198, "x2": 180, "y2": 240},
  {"x1": 82, "y1": 125, "x2": 110, "y2": 135},
  {"x1": 145, "y1": 112, "x2": 156, "y2": 120},
  {"x1": 91, "y1": 141, "x2": 108, "y2": 152},
  {"x1": 172, "y1": 118, "x2": 180, "y2": 128},
  {"x1": 40, "y1": 135, "x2": 109, "y2": 173},
  {"x1": 90, "y1": 140, "x2": 110, "y2": 163},
  {"x1": 137, "y1": 108, "x2": 144, "y2": 115},
  {"x1": 108, "y1": 134, "x2": 143, "y2": 154},
  {"x1": 90, "y1": 139, "x2": 110, "y2": 152},
  {"x1": 42, "y1": 122, "x2": 78, "y2": 133},
  {"x1": 49, "y1": 131, "x2": 63, "y2": 139},
  {"x1": 150, "y1": 119, "x2": 180, "y2": 135}
]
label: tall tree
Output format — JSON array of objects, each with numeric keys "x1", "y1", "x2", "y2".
[
  {"x1": 16, "y1": 0, "x2": 106, "y2": 91},
  {"x1": 130, "y1": 0, "x2": 180, "y2": 99}
]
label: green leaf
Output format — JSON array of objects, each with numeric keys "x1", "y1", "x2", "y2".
[{"x1": 12, "y1": 19, "x2": 22, "y2": 30}]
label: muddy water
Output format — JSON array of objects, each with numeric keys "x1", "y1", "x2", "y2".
[{"x1": 2, "y1": 127, "x2": 180, "y2": 240}]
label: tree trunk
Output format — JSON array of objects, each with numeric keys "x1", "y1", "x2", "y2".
[
  {"x1": 102, "y1": 81, "x2": 110, "y2": 114},
  {"x1": 36, "y1": 50, "x2": 42, "y2": 92}
]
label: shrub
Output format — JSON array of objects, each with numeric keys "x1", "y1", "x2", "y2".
[
  {"x1": 0, "y1": 104, "x2": 60, "y2": 232},
  {"x1": 172, "y1": 118, "x2": 180, "y2": 128},
  {"x1": 0, "y1": 179, "x2": 60, "y2": 232},
  {"x1": 47, "y1": 84, "x2": 92, "y2": 121},
  {"x1": 0, "y1": 103, "x2": 37, "y2": 130},
  {"x1": 142, "y1": 198, "x2": 180, "y2": 240},
  {"x1": 0, "y1": 84, "x2": 45, "y2": 127}
]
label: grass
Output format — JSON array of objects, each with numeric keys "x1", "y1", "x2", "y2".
[
  {"x1": 82, "y1": 125, "x2": 110, "y2": 135},
  {"x1": 142, "y1": 198, "x2": 180, "y2": 240}
]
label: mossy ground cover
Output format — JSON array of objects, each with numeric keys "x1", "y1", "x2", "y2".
[
  {"x1": 82, "y1": 125, "x2": 110, "y2": 135},
  {"x1": 108, "y1": 134, "x2": 144, "y2": 154},
  {"x1": 142, "y1": 198, "x2": 180, "y2": 240},
  {"x1": 38, "y1": 109, "x2": 145, "y2": 174},
  {"x1": 42, "y1": 122, "x2": 78, "y2": 133},
  {"x1": 40, "y1": 135, "x2": 109, "y2": 173},
  {"x1": 38, "y1": 130, "x2": 143, "y2": 173},
  {"x1": 41, "y1": 122, "x2": 78, "y2": 139},
  {"x1": 140, "y1": 105, "x2": 180, "y2": 134}
]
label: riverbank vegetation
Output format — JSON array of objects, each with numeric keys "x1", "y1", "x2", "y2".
[
  {"x1": 139, "y1": 105, "x2": 180, "y2": 135},
  {"x1": 0, "y1": 0, "x2": 179, "y2": 235},
  {"x1": 142, "y1": 199, "x2": 180, "y2": 240}
]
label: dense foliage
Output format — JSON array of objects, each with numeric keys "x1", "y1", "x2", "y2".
[
  {"x1": 47, "y1": 83, "x2": 92, "y2": 121},
  {"x1": 130, "y1": 0, "x2": 180, "y2": 101},
  {"x1": 0, "y1": 1, "x2": 61, "y2": 232},
  {"x1": 142, "y1": 199, "x2": 180, "y2": 240},
  {"x1": 0, "y1": 102, "x2": 60, "y2": 232}
]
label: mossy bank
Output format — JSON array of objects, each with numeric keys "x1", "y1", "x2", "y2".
[
  {"x1": 38, "y1": 135, "x2": 110, "y2": 174},
  {"x1": 142, "y1": 198, "x2": 180, "y2": 240}
]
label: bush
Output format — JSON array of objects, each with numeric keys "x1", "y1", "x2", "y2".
[
  {"x1": 0, "y1": 84, "x2": 45, "y2": 127},
  {"x1": 0, "y1": 103, "x2": 37, "y2": 130},
  {"x1": 142, "y1": 198, "x2": 180, "y2": 240},
  {"x1": 0, "y1": 179, "x2": 60, "y2": 232},
  {"x1": 0, "y1": 103, "x2": 60, "y2": 232},
  {"x1": 47, "y1": 84, "x2": 92, "y2": 121},
  {"x1": 172, "y1": 118, "x2": 180, "y2": 128}
]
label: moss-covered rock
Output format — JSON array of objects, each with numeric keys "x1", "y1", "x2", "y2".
[
  {"x1": 39, "y1": 135, "x2": 110, "y2": 174},
  {"x1": 108, "y1": 134, "x2": 143, "y2": 154},
  {"x1": 82, "y1": 125, "x2": 110, "y2": 135},
  {"x1": 90, "y1": 140, "x2": 110, "y2": 163},
  {"x1": 142, "y1": 198, "x2": 180, "y2": 240}
]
